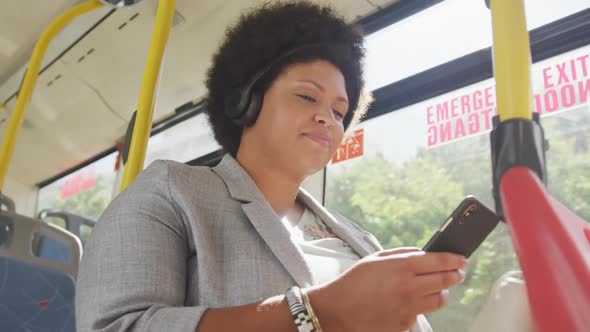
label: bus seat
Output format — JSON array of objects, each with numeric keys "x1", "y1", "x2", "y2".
[
  {"x1": 0, "y1": 211, "x2": 82, "y2": 332},
  {"x1": 468, "y1": 270, "x2": 534, "y2": 332},
  {"x1": 38, "y1": 209, "x2": 97, "y2": 247},
  {"x1": 0, "y1": 219, "x2": 9, "y2": 246},
  {"x1": 0, "y1": 193, "x2": 16, "y2": 212},
  {"x1": 0, "y1": 257, "x2": 76, "y2": 331},
  {"x1": 37, "y1": 235, "x2": 72, "y2": 265}
]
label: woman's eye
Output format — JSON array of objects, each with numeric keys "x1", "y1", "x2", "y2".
[
  {"x1": 332, "y1": 110, "x2": 345, "y2": 119},
  {"x1": 297, "y1": 94, "x2": 316, "y2": 102}
]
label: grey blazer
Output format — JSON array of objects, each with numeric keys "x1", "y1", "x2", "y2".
[{"x1": 76, "y1": 154, "x2": 432, "y2": 332}]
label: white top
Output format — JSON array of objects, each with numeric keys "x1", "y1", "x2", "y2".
[{"x1": 281, "y1": 207, "x2": 361, "y2": 284}]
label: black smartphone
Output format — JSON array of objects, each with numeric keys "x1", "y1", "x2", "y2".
[{"x1": 423, "y1": 196, "x2": 500, "y2": 258}]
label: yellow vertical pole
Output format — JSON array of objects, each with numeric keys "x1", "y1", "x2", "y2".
[
  {"x1": 490, "y1": 0, "x2": 533, "y2": 121},
  {"x1": 119, "y1": 0, "x2": 176, "y2": 191},
  {"x1": 0, "y1": 0, "x2": 104, "y2": 190}
]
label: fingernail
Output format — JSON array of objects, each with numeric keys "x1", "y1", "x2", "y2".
[
  {"x1": 441, "y1": 289, "x2": 449, "y2": 299},
  {"x1": 458, "y1": 269, "x2": 466, "y2": 281}
]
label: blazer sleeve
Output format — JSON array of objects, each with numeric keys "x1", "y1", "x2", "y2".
[{"x1": 75, "y1": 161, "x2": 206, "y2": 332}]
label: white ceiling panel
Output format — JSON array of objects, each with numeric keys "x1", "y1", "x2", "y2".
[
  {"x1": 7, "y1": 126, "x2": 80, "y2": 186},
  {"x1": 27, "y1": 61, "x2": 88, "y2": 124},
  {"x1": 0, "y1": 0, "x2": 79, "y2": 84},
  {"x1": 50, "y1": 90, "x2": 127, "y2": 154},
  {"x1": 59, "y1": 5, "x2": 153, "y2": 122},
  {"x1": 3, "y1": 59, "x2": 126, "y2": 185},
  {"x1": 1, "y1": 0, "x2": 392, "y2": 186},
  {"x1": 312, "y1": 0, "x2": 376, "y2": 21},
  {"x1": 0, "y1": 98, "x2": 16, "y2": 142},
  {"x1": 368, "y1": 0, "x2": 402, "y2": 9}
]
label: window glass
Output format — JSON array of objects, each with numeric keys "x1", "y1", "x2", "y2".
[
  {"x1": 44, "y1": 216, "x2": 67, "y2": 230},
  {"x1": 37, "y1": 152, "x2": 118, "y2": 221},
  {"x1": 36, "y1": 113, "x2": 219, "y2": 230},
  {"x1": 365, "y1": 0, "x2": 589, "y2": 90},
  {"x1": 326, "y1": 45, "x2": 590, "y2": 330},
  {"x1": 80, "y1": 224, "x2": 93, "y2": 245},
  {"x1": 144, "y1": 113, "x2": 220, "y2": 167}
]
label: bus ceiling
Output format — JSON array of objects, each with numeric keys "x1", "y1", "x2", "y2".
[{"x1": 0, "y1": 0, "x2": 399, "y2": 188}]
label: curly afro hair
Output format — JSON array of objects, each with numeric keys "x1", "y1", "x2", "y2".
[{"x1": 205, "y1": 1, "x2": 372, "y2": 157}]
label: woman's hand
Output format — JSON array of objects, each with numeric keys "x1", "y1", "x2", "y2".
[{"x1": 307, "y1": 247, "x2": 466, "y2": 332}]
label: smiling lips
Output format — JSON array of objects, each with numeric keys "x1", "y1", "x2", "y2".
[{"x1": 303, "y1": 132, "x2": 331, "y2": 148}]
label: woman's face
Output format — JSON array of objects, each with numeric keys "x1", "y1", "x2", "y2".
[{"x1": 240, "y1": 59, "x2": 349, "y2": 177}]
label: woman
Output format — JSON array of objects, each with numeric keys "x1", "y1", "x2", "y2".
[{"x1": 76, "y1": 2, "x2": 466, "y2": 332}]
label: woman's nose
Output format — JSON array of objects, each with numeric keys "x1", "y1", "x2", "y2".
[{"x1": 314, "y1": 108, "x2": 336, "y2": 126}]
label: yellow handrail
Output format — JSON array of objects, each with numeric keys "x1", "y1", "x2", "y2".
[
  {"x1": 0, "y1": 0, "x2": 104, "y2": 190},
  {"x1": 119, "y1": 0, "x2": 176, "y2": 191},
  {"x1": 490, "y1": 0, "x2": 533, "y2": 121}
]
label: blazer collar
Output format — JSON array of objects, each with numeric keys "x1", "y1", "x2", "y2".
[
  {"x1": 211, "y1": 154, "x2": 259, "y2": 203},
  {"x1": 211, "y1": 154, "x2": 375, "y2": 286},
  {"x1": 297, "y1": 189, "x2": 375, "y2": 257},
  {"x1": 212, "y1": 154, "x2": 314, "y2": 286}
]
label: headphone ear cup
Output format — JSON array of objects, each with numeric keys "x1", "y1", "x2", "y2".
[
  {"x1": 241, "y1": 90, "x2": 263, "y2": 127},
  {"x1": 224, "y1": 89, "x2": 244, "y2": 123},
  {"x1": 224, "y1": 82, "x2": 260, "y2": 126}
]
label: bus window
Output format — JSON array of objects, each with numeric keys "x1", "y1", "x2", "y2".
[
  {"x1": 44, "y1": 215, "x2": 67, "y2": 230},
  {"x1": 79, "y1": 224, "x2": 93, "y2": 244},
  {"x1": 325, "y1": 44, "x2": 590, "y2": 330},
  {"x1": 144, "y1": 113, "x2": 220, "y2": 168},
  {"x1": 365, "y1": 0, "x2": 590, "y2": 90},
  {"x1": 36, "y1": 151, "x2": 118, "y2": 221}
]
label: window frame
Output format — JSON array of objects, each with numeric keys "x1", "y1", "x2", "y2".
[{"x1": 366, "y1": 8, "x2": 590, "y2": 122}]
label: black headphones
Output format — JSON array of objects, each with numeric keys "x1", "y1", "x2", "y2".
[
  {"x1": 223, "y1": 62, "x2": 271, "y2": 127},
  {"x1": 224, "y1": 44, "x2": 359, "y2": 128}
]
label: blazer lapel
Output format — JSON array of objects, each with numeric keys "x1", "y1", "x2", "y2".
[
  {"x1": 212, "y1": 155, "x2": 315, "y2": 286},
  {"x1": 297, "y1": 189, "x2": 378, "y2": 257}
]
